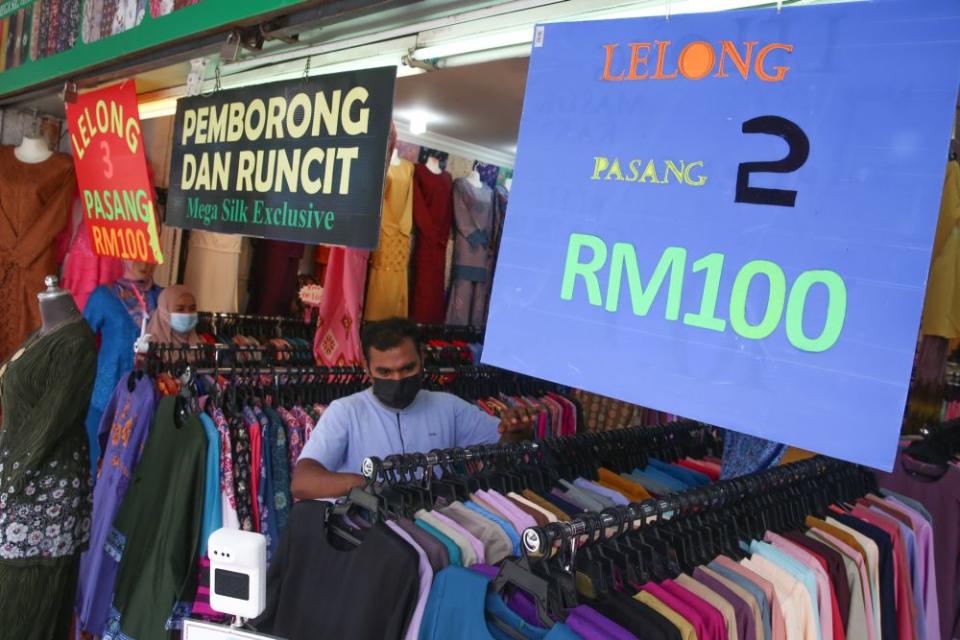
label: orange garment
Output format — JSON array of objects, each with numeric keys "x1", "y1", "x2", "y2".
[
  {"x1": 0, "y1": 146, "x2": 75, "y2": 359},
  {"x1": 598, "y1": 467, "x2": 652, "y2": 501}
]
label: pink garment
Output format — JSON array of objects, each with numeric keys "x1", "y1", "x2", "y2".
[
  {"x1": 61, "y1": 212, "x2": 124, "y2": 311},
  {"x1": 642, "y1": 581, "x2": 711, "y2": 640},
  {"x1": 314, "y1": 247, "x2": 370, "y2": 366},
  {"x1": 882, "y1": 497, "x2": 941, "y2": 640},
  {"x1": 479, "y1": 490, "x2": 537, "y2": 532},
  {"x1": 429, "y1": 508, "x2": 486, "y2": 565},
  {"x1": 766, "y1": 532, "x2": 834, "y2": 640},
  {"x1": 806, "y1": 529, "x2": 877, "y2": 640},
  {"x1": 662, "y1": 579, "x2": 727, "y2": 640},
  {"x1": 715, "y1": 555, "x2": 788, "y2": 640}
]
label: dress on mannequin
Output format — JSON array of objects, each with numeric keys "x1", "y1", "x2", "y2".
[
  {"x1": 183, "y1": 230, "x2": 243, "y2": 313},
  {"x1": 446, "y1": 177, "x2": 494, "y2": 326},
  {"x1": 0, "y1": 144, "x2": 75, "y2": 359},
  {"x1": 0, "y1": 281, "x2": 97, "y2": 640},
  {"x1": 411, "y1": 163, "x2": 454, "y2": 324},
  {"x1": 314, "y1": 247, "x2": 370, "y2": 366},
  {"x1": 364, "y1": 158, "x2": 414, "y2": 321},
  {"x1": 82, "y1": 267, "x2": 162, "y2": 472}
]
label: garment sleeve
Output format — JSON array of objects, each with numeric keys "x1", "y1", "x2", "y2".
[
  {"x1": 83, "y1": 287, "x2": 106, "y2": 337},
  {"x1": 296, "y1": 399, "x2": 351, "y2": 470},
  {"x1": 452, "y1": 394, "x2": 500, "y2": 447}
]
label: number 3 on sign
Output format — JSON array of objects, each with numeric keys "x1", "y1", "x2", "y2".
[
  {"x1": 100, "y1": 140, "x2": 114, "y2": 179},
  {"x1": 735, "y1": 115, "x2": 809, "y2": 207}
]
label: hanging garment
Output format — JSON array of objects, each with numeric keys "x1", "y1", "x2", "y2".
[
  {"x1": 410, "y1": 164, "x2": 454, "y2": 324},
  {"x1": 105, "y1": 397, "x2": 207, "y2": 640},
  {"x1": 481, "y1": 183, "x2": 509, "y2": 324},
  {"x1": 0, "y1": 146, "x2": 76, "y2": 360},
  {"x1": 76, "y1": 374, "x2": 158, "y2": 636},
  {"x1": 253, "y1": 501, "x2": 420, "y2": 640},
  {"x1": 0, "y1": 318, "x2": 96, "y2": 640},
  {"x1": 61, "y1": 203, "x2": 124, "y2": 312},
  {"x1": 920, "y1": 161, "x2": 960, "y2": 338},
  {"x1": 83, "y1": 281, "x2": 162, "y2": 471},
  {"x1": 446, "y1": 178, "x2": 494, "y2": 326},
  {"x1": 183, "y1": 231, "x2": 243, "y2": 313},
  {"x1": 246, "y1": 239, "x2": 304, "y2": 316},
  {"x1": 366, "y1": 159, "x2": 415, "y2": 320},
  {"x1": 314, "y1": 247, "x2": 370, "y2": 366}
]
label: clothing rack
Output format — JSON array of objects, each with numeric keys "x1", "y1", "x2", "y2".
[
  {"x1": 362, "y1": 440, "x2": 543, "y2": 479},
  {"x1": 520, "y1": 455, "x2": 866, "y2": 556}
]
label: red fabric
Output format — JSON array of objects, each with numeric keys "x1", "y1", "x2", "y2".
[
  {"x1": 410, "y1": 164, "x2": 453, "y2": 323},
  {"x1": 676, "y1": 458, "x2": 720, "y2": 480},
  {"x1": 249, "y1": 419, "x2": 262, "y2": 530}
]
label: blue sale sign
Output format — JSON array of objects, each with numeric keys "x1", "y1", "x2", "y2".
[{"x1": 483, "y1": 1, "x2": 960, "y2": 471}]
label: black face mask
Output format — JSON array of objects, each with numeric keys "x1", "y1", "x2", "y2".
[{"x1": 372, "y1": 373, "x2": 422, "y2": 410}]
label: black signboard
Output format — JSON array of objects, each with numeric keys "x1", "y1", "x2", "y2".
[{"x1": 166, "y1": 66, "x2": 396, "y2": 249}]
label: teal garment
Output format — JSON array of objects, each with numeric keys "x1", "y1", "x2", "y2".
[
  {"x1": 647, "y1": 458, "x2": 710, "y2": 486},
  {"x1": 750, "y1": 540, "x2": 822, "y2": 640},
  {"x1": 464, "y1": 501, "x2": 521, "y2": 556},
  {"x1": 198, "y1": 413, "x2": 223, "y2": 558},
  {"x1": 557, "y1": 481, "x2": 606, "y2": 511},
  {"x1": 634, "y1": 466, "x2": 688, "y2": 491},
  {"x1": 419, "y1": 565, "x2": 583, "y2": 640},
  {"x1": 623, "y1": 471, "x2": 674, "y2": 497},
  {"x1": 262, "y1": 406, "x2": 292, "y2": 533},
  {"x1": 416, "y1": 519, "x2": 462, "y2": 566}
]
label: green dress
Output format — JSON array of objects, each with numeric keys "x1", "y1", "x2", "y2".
[
  {"x1": 0, "y1": 318, "x2": 97, "y2": 640},
  {"x1": 105, "y1": 395, "x2": 207, "y2": 640}
]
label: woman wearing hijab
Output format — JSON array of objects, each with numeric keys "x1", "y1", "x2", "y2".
[
  {"x1": 83, "y1": 260, "x2": 163, "y2": 473},
  {"x1": 146, "y1": 284, "x2": 201, "y2": 346}
]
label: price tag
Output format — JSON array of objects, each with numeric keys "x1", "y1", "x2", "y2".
[
  {"x1": 298, "y1": 284, "x2": 324, "y2": 308},
  {"x1": 483, "y1": 1, "x2": 960, "y2": 471}
]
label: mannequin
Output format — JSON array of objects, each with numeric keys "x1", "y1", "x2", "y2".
[
  {"x1": 38, "y1": 275, "x2": 81, "y2": 333},
  {"x1": 14, "y1": 135, "x2": 53, "y2": 164},
  {"x1": 467, "y1": 169, "x2": 483, "y2": 189},
  {"x1": 504, "y1": 177, "x2": 513, "y2": 191},
  {"x1": 391, "y1": 148, "x2": 401, "y2": 166},
  {"x1": 425, "y1": 156, "x2": 442, "y2": 175},
  {"x1": 0, "y1": 276, "x2": 96, "y2": 640}
]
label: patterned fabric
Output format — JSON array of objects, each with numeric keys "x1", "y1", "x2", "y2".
[
  {"x1": 229, "y1": 416, "x2": 254, "y2": 532},
  {"x1": 282, "y1": 407, "x2": 307, "y2": 472},
  {"x1": 0, "y1": 447, "x2": 93, "y2": 560},
  {"x1": 266, "y1": 407, "x2": 292, "y2": 533},
  {"x1": 314, "y1": 247, "x2": 369, "y2": 366},
  {"x1": 212, "y1": 408, "x2": 239, "y2": 529},
  {"x1": 720, "y1": 432, "x2": 787, "y2": 479},
  {"x1": 570, "y1": 389, "x2": 645, "y2": 432},
  {"x1": 365, "y1": 159, "x2": 414, "y2": 320},
  {"x1": 417, "y1": 147, "x2": 449, "y2": 170},
  {"x1": 189, "y1": 557, "x2": 228, "y2": 623},
  {"x1": 475, "y1": 161, "x2": 500, "y2": 190}
]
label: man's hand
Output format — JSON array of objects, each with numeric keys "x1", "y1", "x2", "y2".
[
  {"x1": 498, "y1": 405, "x2": 535, "y2": 443},
  {"x1": 291, "y1": 459, "x2": 367, "y2": 500}
]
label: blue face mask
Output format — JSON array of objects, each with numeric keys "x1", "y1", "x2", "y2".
[{"x1": 169, "y1": 312, "x2": 198, "y2": 334}]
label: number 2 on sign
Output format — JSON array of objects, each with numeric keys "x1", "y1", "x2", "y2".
[
  {"x1": 100, "y1": 140, "x2": 114, "y2": 179},
  {"x1": 735, "y1": 115, "x2": 809, "y2": 207}
]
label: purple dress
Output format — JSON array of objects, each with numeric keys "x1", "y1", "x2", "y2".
[{"x1": 75, "y1": 374, "x2": 158, "y2": 636}]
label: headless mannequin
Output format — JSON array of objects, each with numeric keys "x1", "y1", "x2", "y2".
[
  {"x1": 467, "y1": 169, "x2": 483, "y2": 189},
  {"x1": 425, "y1": 157, "x2": 442, "y2": 175},
  {"x1": 14, "y1": 135, "x2": 53, "y2": 164},
  {"x1": 390, "y1": 148, "x2": 401, "y2": 166},
  {"x1": 38, "y1": 275, "x2": 80, "y2": 334},
  {"x1": 504, "y1": 177, "x2": 512, "y2": 191}
]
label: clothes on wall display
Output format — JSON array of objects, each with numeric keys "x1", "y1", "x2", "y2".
[
  {"x1": 411, "y1": 163, "x2": 454, "y2": 324},
  {"x1": 447, "y1": 177, "x2": 495, "y2": 326},
  {"x1": 920, "y1": 161, "x2": 960, "y2": 339},
  {"x1": 183, "y1": 231, "x2": 243, "y2": 313},
  {"x1": 314, "y1": 247, "x2": 370, "y2": 366},
  {"x1": 0, "y1": 318, "x2": 96, "y2": 640},
  {"x1": 246, "y1": 239, "x2": 304, "y2": 316},
  {"x1": 83, "y1": 278, "x2": 161, "y2": 472},
  {"x1": 0, "y1": 146, "x2": 76, "y2": 360},
  {"x1": 366, "y1": 159, "x2": 415, "y2": 321}
]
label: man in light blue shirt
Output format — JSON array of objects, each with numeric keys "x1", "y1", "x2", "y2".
[{"x1": 293, "y1": 317, "x2": 533, "y2": 499}]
